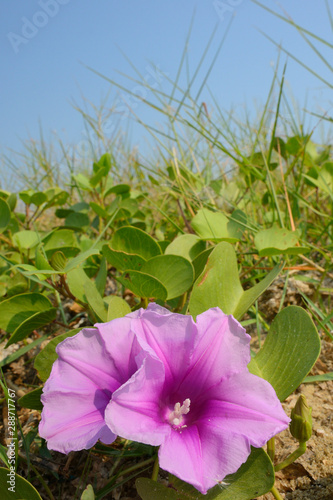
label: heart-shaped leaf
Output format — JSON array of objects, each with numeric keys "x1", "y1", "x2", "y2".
[
  {"x1": 111, "y1": 226, "x2": 161, "y2": 260},
  {"x1": 164, "y1": 234, "x2": 206, "y2": 261},
  {"x1": 142, "y1": 255, "x2": 194, "y2": 299},
  {"x1": 249, "y1": 306, "x2": 321, "y2": 401},
  {"x1": 106, "y1": 296, "x2": 131, "y2": 321},
  {"x1": 254, "y1": 227, "x2": 309, "y2": 256},
  {"x1": 189, "y1": 242, "x2": 283, "y2": 320},
  {"x1": 34, "y1": 328, "x2": 81, "y2": 382},
  {"x1": 117, "y1": 270, "x2": 167, "y2": 300},
  {"x1": 191, "y1": 209, "x2": 242, "y2": 242},
  {"x1": 0, "y1": 292, "x2": 54, "y2": 334},
  {"x1": 103, "y1": 244, "x2": 146, "y2": 271},
  {"x1": 6, "y1": 308, "x2": 57, "y2": 347}
]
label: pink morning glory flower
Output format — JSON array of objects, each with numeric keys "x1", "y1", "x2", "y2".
[
  {"x1": 106, "y1": 304, "x2": 290, "y2": 494},
  {"x1": 39, "y1": 315, "x2": 147, "y2": 454}
]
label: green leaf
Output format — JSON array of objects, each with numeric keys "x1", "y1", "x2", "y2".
[
  {"x1": 254, "y1": 227, "x2": 309, "y2": 256},
  {"x1": 7, "y1": 193, "x2": 17, "y2": 211},
  {"x1": 142, "y1": 255, "x2": 194, "y2": 300},
  {"x1": 0, "y1": 444, "x2": 9, "y2": 468},
  {"x1": 164, "y1": 234, "x2": 206, "y2": 261},
  {"x1": 18, "y1": 387, "x2": 43, "y2": 411},
  {"x1": 103, "y1": 244, "x2": 146, "y2": 271},
  {"x1": 90, "y1": 202, "x2": 109, "y2": 218},
  {"x1": 191, "y1": 209, "x2": 242, "y2": 242},
  {"x1": 74, "y1": 173, "x2": 92, "y2": 190},
  {"x1": 34, "y1": 328, "x2": 81, "y2": 382},
  {"x1": 0, "y1": 292, "x2": 53, "y2": 333},
  {"x1": 50, "y1": 250, "x2": 67, "y2": 271},
  {"x1": 65, "y1": 212, "x2": 90, "y2": 228},
  {"x1": 118, "y1": 197, "x2": 138, "y2": 217},
  {"x1": 227, "y1": 209, "x2": 248, "y2": 239},
  {"x1": 95, "y1": 257, "x2": 107, "y2": 296},
  {"x1": 111, "y1": 226, "x2": 161, "y2": 260},
  {"x1": 303, "y1": 373, "x2": 333, "y2": 383},
  {"x1": 43, "y1": 229, "x2": 80, "y2": 258},
  {"x1": 64, "y1": 248, "x2": 100, "y2": 272},
  {"x1": 249, "y1": 306, "x2": 321, "y2": 401},
  {"x1": 117, "y1": 270, "x2": 167, "y2": 300},
  {"x1": 0, "y1": 198, "x2": 11, "y2": 233},
  {"x1": 30, "y1": 192, "x2": 47, "y2": 206},
  {"x1": 67, "y1": 267, "x2": 90, "y2": 302},
  {"x1": 192, "y1": 247, "x2": 214, "y2": 280},
  {"x1": 136, "y1": 478, "x2": 177, "y2": 500},
  {"x1": 84, "y1": 281, "x2": 108, "y2": 322},
  {"x1": 13, "y1": 230, "x2": 40, "y2": 250},
  {"x1": 104, "y1": 183, "x2": 131, "y2": 197},
  {"x1": 19, "y1": 189, "x2": 34, "y2": 204},
  {"x1": 81, "y1": 484, "x2": 95, "y2": 500},
  {"x1": 106, "y1": 296, "x2": 131, "y2": 321},
  {"x1": 44, "y1": 187, "x2": 69, "y2": 207},
  {"x1": 0, "y1": 467, "x2": 42, "y2": 499},
  {"x1": 6, "y1": 307, "x2": 57, "y2": 347},
  {"x1": 189, "y1": 242, "x2": 283, "y2": 320},
  {"x1": 35, "y1": 246, "x2": 53, "y2": 271}
]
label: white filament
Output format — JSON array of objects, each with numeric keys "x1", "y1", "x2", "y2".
[{"x1": 168, "y1": 398, "x2": 191, "y2": 426}]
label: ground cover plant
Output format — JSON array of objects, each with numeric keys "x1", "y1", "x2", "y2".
[{"x1": 1, "y1": 5, "x2": 333, "y2": 500}]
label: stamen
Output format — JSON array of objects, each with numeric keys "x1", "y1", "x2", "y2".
[{"x1": 168, "y1": 398, "x2": 191, "y2": 427}]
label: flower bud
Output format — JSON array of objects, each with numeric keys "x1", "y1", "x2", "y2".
[{"x1": 290, "y1": 394, "x2": 312, "y2": 442}]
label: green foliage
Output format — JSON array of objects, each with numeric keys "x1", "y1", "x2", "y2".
[
  {"x1": 34, "y1": 328, "x2": 82, "y2": 381},
  {"x1": 191, "y1": 209, "x2": 246, "y2": 243},
  {"x1": 111, "y1": 226, "x2": 162, "y2": 260},
  {"x1": 141, "y1": 255, "x2": 194, "y2": 299},
  {"x1": 164, "y1": 234, "x2": 206, "y2": 260},
  {"x1": 249, "y1": 306, "x2": 321, "y2": 401},
  {"x1": 0, "y1": 292, "x2": 54, "y2": 334},
  {"x1": 0, "y1": 35, "x2": 331, "y2": 498},
  {"x1": 81, "y1": 484, "x2": 96, "y2": 500},
  {"x1": 0, "y1": 467, "x2": 42, "y2": 500},
  {"x1": 189, "y1": 242, "x2": 283, "y2": 319},
  {"x1": 18, "y1": 387, "x2": 43, "y2": 411},
  {"x1": 106, "y1": 295, "x2": 131, "y2": 320},
  {"x1": 0, "y1": 198, "x2": 11, "y2": 233},
  {"x1": 254, "y1": 227, "x2": 309, "y2": 256}
]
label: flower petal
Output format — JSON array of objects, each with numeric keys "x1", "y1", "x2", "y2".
[
  {"x1": 54, "y1": 328, "x2": 120, "y2": 392},
  {"x1": 159, "y1": 423, "x2": 251, "y2": 494},
  {"x1": 40, "y1": 379, "x2": 115, "y2": 453},
  {"x1": 96, "y1": 316, "x2": 142, "y2": 382},
  {"x1": 130, "y1": 304, "x2": 197, "y2": 387},
  {"x1": 106, "y1": 353, "x2": 169, "y2": 446},
  {"x1": 179, "y1": 308, "x2": 251, "y2": 397},
  {"x1": 39, "y1": 328, "x2": 120, "y2": 452},
  {"x1": 198, "y1": 370, "x2": 290, "y2": 447}
]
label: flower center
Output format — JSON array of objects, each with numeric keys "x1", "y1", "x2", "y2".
[{"x1": 168, "y1": 398, "x2": 191, "y2": 428}]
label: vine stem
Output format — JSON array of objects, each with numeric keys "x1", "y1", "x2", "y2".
[
  {"x1": 270, "y1": 485, "x2": 284, "y2": 500},
  {"x1": 151, "y1": 456, "x2": 159, "y2": 481},
  {"x1": 274, "y1": 441, "x2": 307, "y2": 472},
  {"x1": 267, "y1": 437, "x2": 275, "y2": 461},
  {"x1": 142, "y1": 297, "x2": 149, "y2": 308}
]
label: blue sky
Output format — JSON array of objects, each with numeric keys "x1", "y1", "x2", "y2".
[{"x1": 1, "y1": 0, "x2": 332, "y2": 175}]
